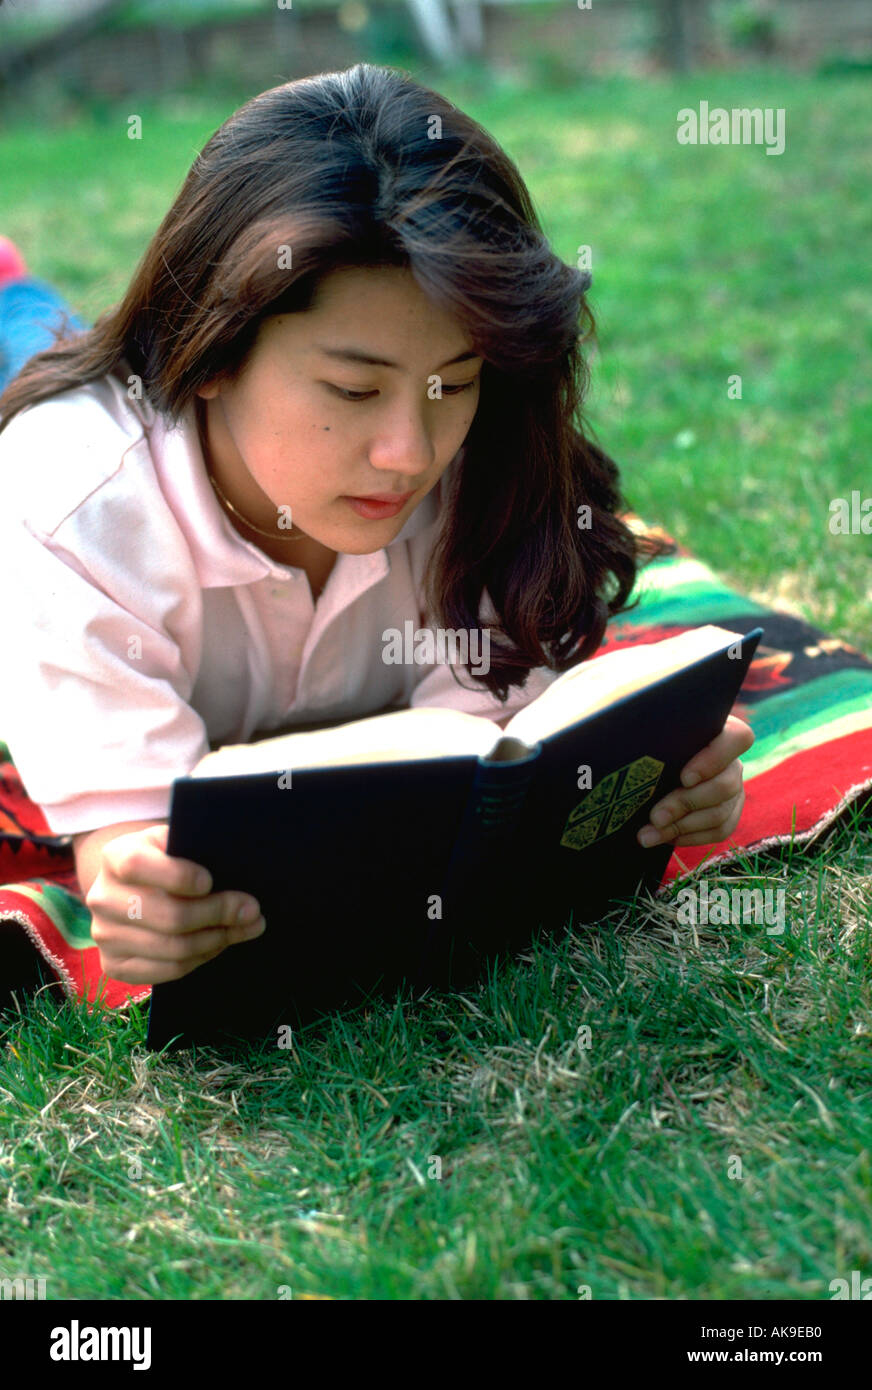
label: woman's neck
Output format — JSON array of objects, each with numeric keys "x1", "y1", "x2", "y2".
[{"x1": 194, "y1": 395, "x2": 336, "y2": 599}]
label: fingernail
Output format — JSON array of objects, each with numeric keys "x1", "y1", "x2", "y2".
[
  {"x1": 682, "y1": 770, "x2": 702, "y2": 788},
  {"x1": 638, "y1": 827, "x2": 660, "y2": 847},
  {"x1": 651, "y1": 806, "x2": 671, "y2": 827},
  {"x1": 237, "y1": 900, "x2": 260, "y2": 925}
]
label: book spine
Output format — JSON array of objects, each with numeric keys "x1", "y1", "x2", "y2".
[
  {"x1": 451, "y1": 749, "x2": 540, "y2": 862},
  {"x1": 412, "y1": 749, "x2": 541, "y2": 987},
  {"x1": 464, "y1": 757, "x2": 537, "y2": 835}
]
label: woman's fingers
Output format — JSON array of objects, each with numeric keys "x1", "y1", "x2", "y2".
[
  {"x1": 642, "y1": 788, "x2": 745, "y2": 848},
  {"x1": 650, "y1": 761, "x2": 743, "y2": 823},
  {"x1": 679, "y1": 714, "x2": 754, "y2": 788},
  {"x1": 102, "y1": 826, "x2": 213, "y2": 899},
  {"x1": 639, "y1": 762, "x2": 744, "y2": 846},
  {"x1": 90, "y1": 914, "x2": 266, "y2": 983}
]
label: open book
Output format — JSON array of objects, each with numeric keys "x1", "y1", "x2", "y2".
[{"x1": 146, "y1": 624, "x2": 763, "y2": 1050}]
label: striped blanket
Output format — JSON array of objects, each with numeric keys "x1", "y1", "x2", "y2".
[{"x1": 2, "y1": 514, "x2": 871, "y2": 1011}]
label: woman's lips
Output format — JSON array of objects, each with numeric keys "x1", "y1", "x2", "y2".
[
  {"x1": 352, "y1": 492, "x2": 414, "y2": 504},
  {"x1": 344, "y1": 493, "x2": 413, "y2": 519}
]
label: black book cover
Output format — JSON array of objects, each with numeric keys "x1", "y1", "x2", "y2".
[
  {"x1": 146, "y1": 627, "x2": 761, "y2": 1050},
  {"x1": 415, "y1": 627, "x2": 763, "y2": 985}
]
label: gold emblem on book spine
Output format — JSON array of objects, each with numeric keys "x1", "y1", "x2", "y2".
[{"x1": 560, "y1": 755, "x2": 665, "y2": 851}]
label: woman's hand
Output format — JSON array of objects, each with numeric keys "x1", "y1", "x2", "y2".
[
  {"x1": 637, "y1": 714, "x2": 755, "y2": 850},
  {"x1": 85, "y1": 824, "x2": 266, "y2": 985}
]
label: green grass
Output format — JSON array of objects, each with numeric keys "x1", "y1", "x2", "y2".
[
  {"x1": 1, "y1": 67, "x2": 871, "y2": 1300},
  {"x1": 0, "y1": 0, "x2": 345, "y2": 43}
]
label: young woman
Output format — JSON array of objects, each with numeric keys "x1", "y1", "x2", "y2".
[{"x1": 0, "y1": 63, "x2": 752, "y2": 1002}]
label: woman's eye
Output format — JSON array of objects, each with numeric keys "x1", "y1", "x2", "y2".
[
  {"x1": 331, "y1": 387, "x2": 375, "y2": 401},
  {"x1": 326, "y1": 381, "x2": 478, "y2": 402}
]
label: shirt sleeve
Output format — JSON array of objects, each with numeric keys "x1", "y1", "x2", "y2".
[{"x1": 0, "y1": 420, "x2": 210, "y2": 836}]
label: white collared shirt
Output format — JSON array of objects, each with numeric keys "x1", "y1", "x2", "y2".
[{"x1": 0, "y1": 374, "x2": 559, "y2": 834}]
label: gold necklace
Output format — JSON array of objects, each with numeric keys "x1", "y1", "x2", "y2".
[
  {"x1": 208, "y1": 468, "x2": 327, "y2": 598},
  {"x1": 208, "y1": 470, "x2": 306, "y2": 543}
]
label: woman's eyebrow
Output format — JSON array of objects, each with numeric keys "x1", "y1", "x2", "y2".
[{"x1": 314, "y1": 344, "x2": 481, "y2": 370}]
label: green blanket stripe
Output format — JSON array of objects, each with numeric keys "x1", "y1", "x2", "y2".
[
  {"x1": 632, "y1": 555, "x2": 728, "y2": 591},
  {"x1": 740, "y1": 672, "x2": 872, "y2": 773},
  {"x1": 4, "y1": 880, "x2": 93, "y2": 948},
  {"x1": 618, "y1": 584, "x2": 771, "y2": 627}
]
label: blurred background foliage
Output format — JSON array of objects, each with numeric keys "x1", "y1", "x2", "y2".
[{"x1": 2, "y1": 0, "x2": 871, "y2": 127}]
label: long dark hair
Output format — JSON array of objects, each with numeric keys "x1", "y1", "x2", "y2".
[{"x1": 0, "y1": 62, "x2": 670, "y2": 701}]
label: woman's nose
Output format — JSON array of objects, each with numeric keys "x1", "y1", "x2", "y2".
[{"x1": 369, "y1": 408, "x2": 436, "y2": 473}]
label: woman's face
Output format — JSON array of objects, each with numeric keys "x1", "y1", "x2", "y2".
[{"x1": 195, "y1": 264, "x2": 482, "y2": 555}]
